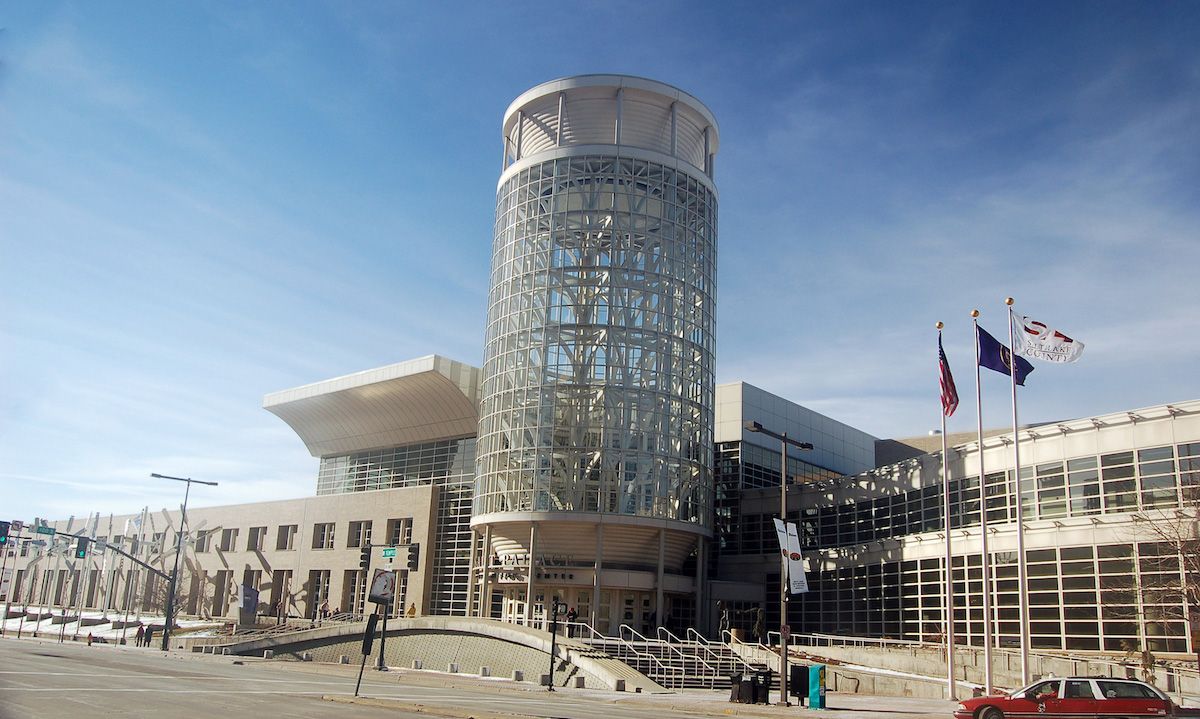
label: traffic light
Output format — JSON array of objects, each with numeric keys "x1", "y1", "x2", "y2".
[
  {"x1": 406, "y1": 544, "x2": 420, "y2": 571},
  {"x1": 0, "y1": 521, "x2": 10, "y2": 546},
  {"x1": 359, "y1": 545, "x2": 371, "y2": 571},
  {"x1": 74, "y1": 537, "x2": 90, "y2": 559}
]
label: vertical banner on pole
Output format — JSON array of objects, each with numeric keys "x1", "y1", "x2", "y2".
[
  {"x1": 784, "y1": 522, "x2": 808, "y2": 594},
  {"x1": 772, "y1": 519, "x2": 809, "y2": 594}
]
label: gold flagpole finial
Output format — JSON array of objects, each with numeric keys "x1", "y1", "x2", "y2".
[
  {"x1": 936, "y1": 321, "x2": 944, "y2": 330},
  {"x1": 970, "y1": 309, "x2": 980, "y2": 318},
  {"x1": 1005, "y1": 297, "x2": 1014, "y2": 306}
]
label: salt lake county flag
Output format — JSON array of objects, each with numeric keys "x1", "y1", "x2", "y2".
[
  {"x1": 977, "y1": 324, "x2": 1034, "y2": 386},
  {"x1": 1011, "y1": 313, "x2": 1085, "y2": 363}
]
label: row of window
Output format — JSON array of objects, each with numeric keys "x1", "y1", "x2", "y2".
[
  {"x1": 316, "y1": 438, "x2": 474, "y2": 496},
  {"x1": 19, "y1": 519, "x2": 414, "y2": 560},
  {"x1": 721, "y1": 442, "x2": 1200, "y2": 554},
  {"x1": 769, "y1": 542, "x2": 1194, "y2": 652}
]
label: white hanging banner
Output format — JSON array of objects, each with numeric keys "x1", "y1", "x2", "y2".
[
  {"x1": 772, "y1": 518, "x2": 810, "y2": 595},
  {"x1": 785, "y1": 521, "x2": 809, "y2": 594}
]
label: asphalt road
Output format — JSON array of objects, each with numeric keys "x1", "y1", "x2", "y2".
[
  {"x1": 0, "y1": 636, "x2": 957, "y2": 719},
  {"x1": 0, "y1": 637, "x2": 694, "y2": 719}
]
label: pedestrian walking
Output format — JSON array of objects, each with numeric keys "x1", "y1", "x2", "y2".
[
  {"x1": 144, "y1": 626, "x2": 154, "y2": 648},
  {"x1": 135, "y1": 625, "x2": 145, "y2": 647}
]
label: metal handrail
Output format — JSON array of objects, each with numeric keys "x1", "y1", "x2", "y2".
[
  {"x1": 795, "y1": 631, "x2": 1199, "y2": 679},
  {"x1": 680, "y1": 626, "x2": 759, "y2": 676},
  {"x1": 617, "y1": 624, "x2": 685, "y2": 688},
  {"x1": 655, "y1": 626, "x2": 720, "y2": 687},
  {"x1": 790, "y1": 632, "x2": 1199, "y2": 699}
]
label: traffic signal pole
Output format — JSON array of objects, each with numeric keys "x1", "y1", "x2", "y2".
[
  {"x1": 37, "y1": 541, "x2": 63, "y2": 638},
  {"x1": 376, "y1": 603, "x2": 389, "y2": 670},
  {"x1": 0, "y1": 525, "x2": 12, "y2": 632},
  {"x1": 0, "y1": 532, "x2": 12, "y2": 635}
]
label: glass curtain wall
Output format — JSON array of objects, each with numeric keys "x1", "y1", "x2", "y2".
[{"x1": 475, "y1": 155, "x2": 716, "y2": 528}]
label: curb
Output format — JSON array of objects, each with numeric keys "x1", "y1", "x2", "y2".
[{"x1": 321, "y1": 694, "x2": 539, "y2": 719}]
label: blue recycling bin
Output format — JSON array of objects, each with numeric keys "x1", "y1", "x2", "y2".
[{"x1": 808, "y1": 663, "x2": 826, "y2": 709}]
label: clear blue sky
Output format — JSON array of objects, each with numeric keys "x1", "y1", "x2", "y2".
[{"x1": 3, "y1": 2, "x2": 1198, "y2": 522}]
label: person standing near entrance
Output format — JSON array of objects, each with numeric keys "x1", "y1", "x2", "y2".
[
  {"x1": 565, "y1": 606, "x2": 578, "y2": 636},
  {"x1": 134, "y1": 625, "x2": 144, "y2": 647}
]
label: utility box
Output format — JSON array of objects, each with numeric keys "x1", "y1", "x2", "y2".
[{"x1": 808, "y1": 663, "x2": 827, "y2": 709}]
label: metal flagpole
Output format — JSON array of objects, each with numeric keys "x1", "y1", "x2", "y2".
[
  {"x1": 971, "y1": 310, "x2": 994, "y2": 695},
  {"x1": 937, "y1": 323, "x2": 957, "y2": 701},
  {"x1": 1005, "y1": 298, "x2": 1031, "y2": 686}
]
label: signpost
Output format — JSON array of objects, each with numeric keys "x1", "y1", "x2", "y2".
[
  {"x1": 355, "y1": 614, "x2": 380, "y2": 697},
  {"x1": 368, "y1": 568, "x2": 396, "y2": 671}
]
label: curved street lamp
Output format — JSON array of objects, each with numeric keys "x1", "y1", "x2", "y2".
[
  {"x1": 151, "y1": 473, "x2": 218, "y2": 651},
  {"x1": 744, "y1": 421, "x2": 812, "y2": 707}
]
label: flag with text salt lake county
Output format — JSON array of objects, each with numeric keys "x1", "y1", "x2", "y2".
[
  {"x1": 1010, "y1": 312, "x2": 1085, "y2": 363},
  {"x1": 977, "y1": 324, "x2": 1034, "y2": 385}
]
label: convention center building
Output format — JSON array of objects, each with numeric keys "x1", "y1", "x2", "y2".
[{"x1": 3, "y1": 75, "x2": 1197, "y2": 659}]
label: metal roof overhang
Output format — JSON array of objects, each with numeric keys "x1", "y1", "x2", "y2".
[{"x1": 263, "y1": 355, "x2": 480, "y2": 458}]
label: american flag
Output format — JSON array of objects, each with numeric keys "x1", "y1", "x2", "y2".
[{"x1": 939, "y1": 334, "x2": 959, "y2": 417}]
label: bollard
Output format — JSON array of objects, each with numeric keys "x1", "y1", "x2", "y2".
[
  {"x1": 480, "y1": 667, "x2": 491, "y2": 677},
  {"x1": 302, "y1": 651, "x2": 312, "y2": 662},
  {"x1": 512, "y1": 669, "x2": 524, "y2": 682},
  {"x1": 449, "y1": 663, "x2": 459, "y2": 673},
  {"x1": 540, "y1": 673, "x2": 552, "y2": 687},
  {"x1": 413, "y1": 659, "x2": 423, "y2": 670},
  {"x1": 339, "y1": 655, "x2": 350, "y2": 665},
  {"x1": 263, "y1": 649, "x2": 274, "y2": 659}
]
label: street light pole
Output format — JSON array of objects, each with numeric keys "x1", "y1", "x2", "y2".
[
  {"x1": 151, "y1": 473, "x2": 218, "y2": 651},
  {"x1": 745, "y1": 420, "x2": 813, "y2": 707},
  {"x1": 547, "y1": 596, "x2": 562, "y2": 692}
]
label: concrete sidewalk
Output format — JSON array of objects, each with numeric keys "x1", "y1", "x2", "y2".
[{"x1": 312, "y1": 661, "x2": 959, "y2": 719}]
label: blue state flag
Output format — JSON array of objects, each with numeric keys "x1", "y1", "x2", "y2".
[{"x1": 977, "y1": 325, "x2": 1034, "y2": 386}]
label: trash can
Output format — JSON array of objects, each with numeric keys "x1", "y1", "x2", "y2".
[
  {"x1": 748, "y1": 673, "x2": 763, "y2": 704},
  {"x1": 790, "y1": 664, "x2": 808, "y2": 703},
  {"x1": 729, "y1": 674, "x2": 743, "y2": 703},
  {"x1": 751, "y1": 670, "x2": 774, "y2": 704},
  {"x1": 738, "y1": 674, "x2": 756, "y2": 704}
]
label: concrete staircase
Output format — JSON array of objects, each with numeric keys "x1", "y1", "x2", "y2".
[{"x1": 574, "y1": 624, "x2": 766, "y2": 689}]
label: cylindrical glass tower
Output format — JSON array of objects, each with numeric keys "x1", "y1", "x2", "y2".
[{"x1": 471, "y1": 75, "x2": 719, "y2": 632}]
